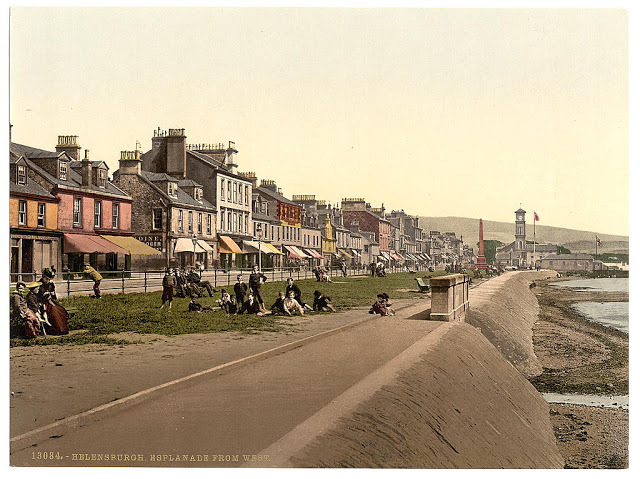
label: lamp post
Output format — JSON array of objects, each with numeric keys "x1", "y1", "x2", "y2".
[{"x1": 256, "y1": 223, "x2": 263, "y2": 272}]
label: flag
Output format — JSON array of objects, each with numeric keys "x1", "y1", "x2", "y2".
[
  {"x1": 534, "y1": 212, "x2": 540, "y2": 222},
  {"x1": 596, "y1": 236, "x2": 601, "y2": 246}
]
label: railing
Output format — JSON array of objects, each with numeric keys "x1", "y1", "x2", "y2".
[{"x1": 9, "y1": 265, "x2": 423, "y2": 298}]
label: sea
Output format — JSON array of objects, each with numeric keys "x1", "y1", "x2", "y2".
[{"x1": 549, "y1": 277, "x2": 629, "y2": 333}]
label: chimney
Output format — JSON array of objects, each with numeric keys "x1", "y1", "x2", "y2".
[
  {"x1": 225, "y1": 141, "x2": 238, "y2": 174},
  {"x1": 260, "y1": 179, "x2": 278, "y2": 192},
  {"x1": 56, "y1": 135, "x2": 81, "y2": 161},
  {"x1": 166, "y1": 128, "x2": 187, "y2": 178},
  {"x1": 118, "y1": 149, "x2": 142, "y2": 176},
  {"x1": 81, "y1": 149, "x2": 92, "y2": 187},
  {"x1": 239, "y1": 171, "x2": 258, "y2": 188}
]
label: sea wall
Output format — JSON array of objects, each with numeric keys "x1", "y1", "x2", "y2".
[
  {"x1": 466, "y1": 271, "x2": 551, "y2": 378},
  {"x1": 277, "y1": 322, "x2": 563, "y2": 468}
]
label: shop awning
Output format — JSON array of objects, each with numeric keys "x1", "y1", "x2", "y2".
[
  {"x1": 283, "y1": 244, "x2": 302, "y2": 259},
  {"x1": 242, "y1": 240, "x2": 273, "y2": 255},
  {"x1": 218, "y1": 235, "x2": 243, "y2": 254},
  {"x1": 422, "y1": 253, "x2": 431, "y2": 261},
  {"x1": 197, "y1": 240, "x2": 214, "y2": 252},
  {"x1": 305, "y1": 248, "x2": 324, "y2": 259},
  {"x1": 380, "y1": 251, "x2": 392, "y2": 261},
  {"x1": 338, "y1": 248, "x2": 354, "y2": 259},
  {"x1": 103, "y1": 235, "x2": 162, "y2": 255},
  {"x1": 351, "y1": 249, "x2": 361, "y2": 257},
  {"x1": 291, "y1": 245, "x2": 311, "y2": 258},
  {"x1": 264, "y1": 243, "x2": 285, "y2": 255},
  {"x1": 390, "y1": 251, "x2": 403, "y2": 261},
  {"x1": 174, "y1": 237, "x2": 207, "y2": 253},
  {"x1": 64, "y1": 233, "x2": 129, "y2": 255}
]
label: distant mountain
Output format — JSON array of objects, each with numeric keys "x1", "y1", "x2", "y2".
[{"x1": 418, "y1": 217, "x2": 628, "y2": 254}]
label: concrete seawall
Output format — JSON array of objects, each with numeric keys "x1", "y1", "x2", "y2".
[
  {"x1": 466, "y1": 271, "x2": 551, "y2": 378},
  {"x1": 278, "y1": 322, "x2": 562, "y2": 468}
]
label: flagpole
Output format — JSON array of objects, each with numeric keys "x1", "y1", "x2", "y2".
[{"x1": 596, "y1": 235, "x2": 598, "y2": 260}]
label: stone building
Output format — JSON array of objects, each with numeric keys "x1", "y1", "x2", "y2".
[
  {"x1": 539, "y1": 253, "x2": 603, "y2": 272},
  {"x1": 341, "y1": 198, "x2": 392, "y2": 253},
  {"x1": 10, "y1": 136, "x2": 148, "y2": 273},
  {"x1": 138, "y1": 128, "x2": 253, "y2": 268},
  {"x1": 112, "y1": 149, "x2": 216, "y2": 269}
]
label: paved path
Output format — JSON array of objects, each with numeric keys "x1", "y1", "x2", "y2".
[{"x1": 10, "y1": 298, "x2": 437, "y2": 467}]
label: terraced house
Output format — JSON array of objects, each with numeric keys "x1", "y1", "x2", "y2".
[{"x1": 9, "y1": 135, "x2": 147, "y2": 274}]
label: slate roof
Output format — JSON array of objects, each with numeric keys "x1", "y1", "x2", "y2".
[
  {"x1": 141, "y1": 171, "x2": 215, "y2": 210},
  {"x1": 542, "y1": 253, "x2": 595, "y2": 260},
  {"x1": 255, "y1": 186, "x2": 298, "y2": 205},
  {"x1": 10, "y1": 180, "x2": 57, "y2": 199}
]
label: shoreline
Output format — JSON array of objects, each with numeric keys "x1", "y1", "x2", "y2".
[{"x1": 530, "y1": 277, "x2": 629, "y2": 468}]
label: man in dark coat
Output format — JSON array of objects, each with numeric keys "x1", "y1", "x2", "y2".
[
  {"x1": 248, "y1": 265, "x2": 267, "y2": 312},
  {"x1": 237, "y1": 292, "x2": 262, "y2": 315}
]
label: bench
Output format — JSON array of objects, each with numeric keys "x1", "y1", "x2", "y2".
[{"x1": 415, "y1": 277, "x2": 430, "y2": 292}]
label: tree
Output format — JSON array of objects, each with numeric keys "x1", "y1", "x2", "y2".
[{"x1": 557, "y1": 245, "x2": 571, "y2": 254}]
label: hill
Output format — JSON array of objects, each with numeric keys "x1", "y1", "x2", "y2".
[{"x1": 418, "y1": 217, "x2": 628, "y2": 254}]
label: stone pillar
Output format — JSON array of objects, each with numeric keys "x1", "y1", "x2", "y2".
[{"x1": 429, "y1": 273, "x2": 470, "y2": 322}]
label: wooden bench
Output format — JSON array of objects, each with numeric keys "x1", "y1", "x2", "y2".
[{"x1": 415, "y1": 277, "x2": 430, "y2": 292}]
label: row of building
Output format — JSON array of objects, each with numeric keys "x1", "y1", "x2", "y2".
[{"x1": 10, "y1": 128, "x2": 479, "y2": 277}]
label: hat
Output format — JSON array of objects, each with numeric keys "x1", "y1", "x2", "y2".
[
  {"x1": 42, "y1": 267, "x2": 56, "y2": 279},
  {"x1": 27, "y1": 281, "x2": 42, "y2": 289},
  {"x1": 15, "y1": 282, "x2": 26, "y2": 290}
]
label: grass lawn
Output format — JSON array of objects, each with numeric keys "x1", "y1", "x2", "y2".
[{"x1": 10, "y1": 271, "x2": 443, "y2": 347}]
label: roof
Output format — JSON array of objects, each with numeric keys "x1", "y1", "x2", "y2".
[
  {"x1": 187, "y1": 149, "x2": 225, "y2": 168},
  {"x1": 10, "y1": 180, "x2": 57, "y2": 199},
  {"x1": 515, "y1": 208, "x2": 526, "y2": 214},
  {"x1": 11, "y1": 142, "x2": 131, "y2": 199},
  {"x1": 70, "y1": 160, "x2": 106, "y2": 168},
  {"x1": 141, "y1": 171, "x2": 215, "y2": 210},
  {"x1": 542, "y1": 253, "x2": 595, "y2": 260},
  {"x1": 177, "y1": 178, "x2": 203, "y2": 188},
  {"x1": 255, "y1": 186, "x2": 299, "y2": 206}
]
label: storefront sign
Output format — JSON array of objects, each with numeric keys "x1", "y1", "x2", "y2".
[{"x1": 134, "y1": 234, "x2": 164, "y2": 251}]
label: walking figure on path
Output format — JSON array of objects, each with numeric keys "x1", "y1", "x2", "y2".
[{"x1": 83, "y1": 263, "x2": 102, "y2": 298}]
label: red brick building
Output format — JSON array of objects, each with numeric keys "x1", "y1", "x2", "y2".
[{"x1": 341, "y1": 198, "x2": 392, "y2": 252}]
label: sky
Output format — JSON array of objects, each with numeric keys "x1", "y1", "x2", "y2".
[{"x1": 9, "y1": 6, "x2": 629, "y2": 236}]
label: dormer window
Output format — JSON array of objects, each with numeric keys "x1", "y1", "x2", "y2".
[
  {"x1": 195, "y1": 187, "x2": 203, "y2": 202},
  {"x1": 59, "y1": 161, "x2": 68, "y2": 180},
  {"x1": 16, "y1": 165, "x2": 26, "y2": 185},
  {"x1": 98, "y1": 168, "x2": 107, "y2": 188},
  {"x1": 168, "y1": 182, "x2": 178, "y2": 198}
]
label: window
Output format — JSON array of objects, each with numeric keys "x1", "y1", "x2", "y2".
[
  {"x1": 59, "y1": 161, "x2": 68, "y2": 180},
  {"x1": 220, "y1": 179, "x2": 225, "y2": 202},
  {"x1": 220, "y1": 209, "x2": 225, "y2": 231},
  {"x1": 227, "y1": 181, "x2": 232, "y2": 201},
  {"x1": 244, "y1": 215, "x2": 248, "y2": 234},
  {"x1": 18, "y1": 200, "x2": 27, "y2": 225},
  {"x1": 37, "y1": 203, "x2": 46, "y2": 227},
  {"x1": 112, "y1": 203, "x2": 119, "y2": 229},
  {"x1": 233, "y1": 182, "x2": 238, "y2": 203},
  {"x1": 73, "y1": 198, "x2": 82, "y2": 227},
  {"x1": 17, "y1": 165, "x2": 26, "y2": 185},
  {"x1": 198, "y1": 212, "x2": 203, "y2": 234},
  {"x1": 168, "y1": 182, "x2": 178, "y2": 198},
  {"x1": 207, "y1": 214, "x2": 212, "y2": 235},
  {"x1": 233, "y1": 212, "x2": 238, "y2": 232},
  {"x1": 188, "y1": 211, "x2": 193, "y2": 233},
  {"x1": 178, "y1": 210, "x2": 184, "y2": 233},
  {"x1": 238, "y1": 185, "x2": 242, "y2": 205},
  {"x1": 153, "y1": 208, "x2": 163, "y2": 230},
  {"x1": 94, "y1": 201, "x2": 102, "y2": 228},
  {"x1": 245, "y1": 185, "x2": 249, "y2": 205},
  {"x1": 227, "y1": 212, "x2": 231, "y2": 231},
  {"x1": 98, "y1": 168, "x2": 107, "y2": 188}
]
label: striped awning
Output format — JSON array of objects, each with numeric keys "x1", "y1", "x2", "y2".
[
  {"x1": 338, "y1": 248, "x2": 354, "y2": 259},
  {"x1": 242, "y1": 240, "x2": 273, "y2": 254},
  {"x1": 64, "y1": 233, "x2": 129, "y2": 255},
  {"x1": 351, "y1": 249, "x2": 361, "y2": 257},
  {"x1": 218, "y1": 235, "x2": 243, "y2": 254},
  {"x1": 264, "y1": 243, "x2": 285, "y2": 255},
  {"x1": 174, "y1": 237, "x2": 207, "y2": 253},
  {"x1": 304, "y1": 248, "x2": 324, "y2": 259}
]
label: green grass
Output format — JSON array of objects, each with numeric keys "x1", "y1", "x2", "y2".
[{"x1": 11, "y1": 271, "x2": 444, "y2": 347}]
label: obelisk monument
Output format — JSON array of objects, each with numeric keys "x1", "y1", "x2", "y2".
[{"x1": 474, "y1": 218, "x2": 490, "y2": 270}]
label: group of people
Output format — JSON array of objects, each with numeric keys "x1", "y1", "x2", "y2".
[
  {"x1": 159, "y1": 266, "x2": 218, "y2": 309},
  {"x1": 369, "y1": 292, "x2": 395, "y2": 317},
  {"x1": 11, "y1": 267, "x2": 69, "y2": 338},
  {"x1": 369, "y1": 261, "x2": 387, "y2": 277},
  {"x1": 312, "y1": 266, "x2": 333, "y2": 283},
  {"x1": 183, "y1": 265, "x2": 337, "y2": 317}
]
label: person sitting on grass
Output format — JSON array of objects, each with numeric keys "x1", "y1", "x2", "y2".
[
  {"x1": 381, "y1": 292, "x2": 395, "y2": 316},
  {"x1": 369, "y1": 294, "x2": 388, "y2": 316},
  {"x1": 237, "y1": 292, "x2": 263, "y2": 315},
  {"x1": 217, "y1": 289, "x2": 237, "y2": 314},
  {"x1": 285, "y1": 278, "x2": 312, "y2": 311},
  {"x1": 188, "y1": 294, "x2": 215, "y2": 313},
  {"x1": 313, "y1": 290, "x2": 336, "y2": 312},
  {"x1": 283, "y1": 290, "x2": 305, "y2": 316},
  {"x1": 270, "y1": 291, "x2": 287, "y2": 316}
]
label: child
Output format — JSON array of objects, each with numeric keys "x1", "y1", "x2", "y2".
[
  {"x1": 283, "y1": 290, "x2": 305, "y2": 316},
  {"x1": 270, "y1": 292, "x2": 287, "y2": 315},
  {"x1": 217, "y1": 289, "x2": 236, "y2": 314},
  {"x1": 313, "y1": 290, "x2": 336, "y2": 312},
  {"x1": 188, "y1": 294, "x2": 215, "y2": 313}
]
